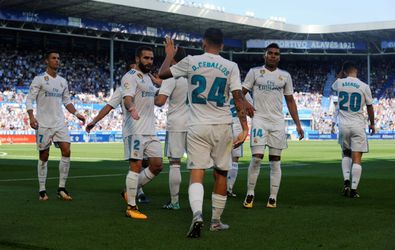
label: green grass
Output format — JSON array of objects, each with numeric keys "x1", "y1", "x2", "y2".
[{"x1": 0, "y1": 141, "x2": 394, "y2": 249}]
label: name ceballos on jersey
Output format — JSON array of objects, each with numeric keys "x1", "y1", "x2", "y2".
[
  {"x1": 257, "y1": 80, "x2": 283, "y2": 91},
  {"x1": 191, "y1": 61, "x2": 230, "y2": 76}
]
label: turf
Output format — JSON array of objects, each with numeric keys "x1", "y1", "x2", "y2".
[{"x1": 0, "y1": 140, "x2": 394, "y2": 249}]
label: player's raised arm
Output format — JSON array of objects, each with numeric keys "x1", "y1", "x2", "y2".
[{"x1": 158, "y1": 37, "x2": 177, "y2": 80}]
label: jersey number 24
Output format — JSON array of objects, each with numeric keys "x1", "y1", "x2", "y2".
[{"x1": 191, "y1": 75, "x2": 226, "y2": 107}]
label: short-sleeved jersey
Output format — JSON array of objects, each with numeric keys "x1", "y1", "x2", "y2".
[
  {"x1": 158, "y1": 77, "x2": 189, "y2": 132},
  {"x1": 107, "y1": 87, "x2": 122, "y2": 108},
  {"x1": 331, "y1": 76, "x2": 373, "y2": 127},
  {"x1": 26, "y1": 72, "x2": 71, "y2": 128},
  {"x1": 170, "y1": 53, "x2": 242, "y2": 126},
  {"x1": 242, "y1": 66, "x2": 293, "y2": 125},
  {"x1": 121, "y1": 69, "x2": 158, "y2": 137}
]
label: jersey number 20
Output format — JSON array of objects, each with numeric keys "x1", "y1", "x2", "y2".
[{"x1": 339, "y1": 91, "x2": 362, "y2": 112}]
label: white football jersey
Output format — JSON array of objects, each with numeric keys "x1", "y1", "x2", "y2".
[
  {"x1": 170, "y1": 53, "x2": 242, "y2": 125},
  {"x1": 26, "y1": 72, "x2": 71, "y2": 128},
  {"x1": 158, "y1": 77, "x2": 189, "y2": 132},
  {"x1": 332, "y1": 76, "x2": 373, "y2": 127},
  {"x1": 121, "y1": 69, "x2": 158, "y2": 137},
  {"x1": 243, "y1": 66, "x2": 293, "y2": 125},
  {"x1": 107, "y1": 87, "x2": 122, "y2": 108}
]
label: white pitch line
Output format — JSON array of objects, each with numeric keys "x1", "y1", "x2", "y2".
[{"x1": 0, "y1": 163, "x2": 309, "y2": 182}]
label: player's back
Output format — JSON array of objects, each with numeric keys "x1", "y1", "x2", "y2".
[
  {"x1": 171, "y1": 53, "x2": 241, "y2": 126},
  {"x1": 332, "y1": 76, "x2": 373, "y2": 127}
]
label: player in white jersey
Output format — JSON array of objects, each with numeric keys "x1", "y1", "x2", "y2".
[
  {"x1": 26, "y1": 50, "x2": 86, "y2": 201},
  {"x1": 154, "y1": 47, "x2": 188, "y2": 210},
  {"x1": 121, "y1": 46, "x2": 163, "y2": 220},
  {"x1": 159, "y1": 28, "x2": 248, "y2": 238},
  {"x1": 332, "y1": 61, "x2": 375, "y2": 198},
  {"x1": 85, "y1": 86, "x2": 150, "y2": 204},
  {"x1": 242, "y1": 43, "x2": 304, "y2": 209}
]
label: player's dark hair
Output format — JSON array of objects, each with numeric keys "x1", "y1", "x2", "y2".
[
  {"x1": 173, "y1": 46, "x2": 186, "y2": 63},
  {"x1": 265, "y1": 43, "x2": 280, "y2": 51},
  {"x1": 341, "y1": 61, "x2": 357, "y2": 74},
  {"x1": 45, "y1": 49, "x2": 59, "y2": 59},
  {"x1": 203, "y1": 28, "x2": 224, "y2": 46},
  {"x1": 135, "y1": 46, "x2": 153, "y2": 57}
]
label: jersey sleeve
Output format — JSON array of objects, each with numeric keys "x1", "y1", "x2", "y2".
[
  {"x1": 242, "y1": 68, "x2": 255, "y2": 91},
  {"x1": 159, "y1": 78, "x2": 176, "y2": 97},
  {"x1": 229, "y1": 63, "x2": 242, "y2": 92},
  {"x1": 62, "y1": 80, "x2": 72, "y2": 106},
  {"x1": 170, "y1": 56, "x2": 190, "y2": 79},
  {"x1": 331, "y1": 79, "x2": 339, "y2": 91},
  {"x1": 364, "y1": 85, "x2": 374, "y2": 105},
  {"x1": 107, "y1": 88, "x2": 122, "y2": 108},
  {"x1": 25, "y1": 76, "x2": 41, "y2": 110},
  {"x1": 121, "y1": 74, "x2": 137, "y2": 98},
  {"x1": 283, "y1": 72, "x2": 294, "y2": 95}
]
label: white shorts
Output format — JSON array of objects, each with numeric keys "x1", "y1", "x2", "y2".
[
  {"x1": 164, "y1": 131, "x2": 187, "y2": 159},
  {"x1": 123, "y1": 135, "x2": 162, "y2": 160},
  {"x1": 36, "y1": 126, "x2": 70, "y2": 151},
  {"x1": 338, "y1": 126, "x2": 368, "y2": 153},
  {"x1": 231, "y1": 122, "x2": 243, "y2": 158},
  {"x1": 250, "y1": 118, "x2": 287, "y2": 156},
  {"x1": 187, "y1": 124, "x2": 233, "y2": 171}
]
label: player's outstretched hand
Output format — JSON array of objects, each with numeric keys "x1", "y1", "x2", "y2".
[
  {"x1": 297, "y1": 126, "x2": 304, "y2": 140},
  {"x1": 76, "y1": 114, "x2": 86, "y2": 125},
  {"x1": 244, "y1": 100, "x2": 255, "y2": 118},
  {"x1": 369, "y1": 124, "x2": 376, "y2": 135},
  {"x1": 29, "y1": 117, "x2": 38, "y2": 130},
  {"x1": 85, "y1": 121, "x2": 96, "y2": 133},
  {"x1": 164, "y1": 37, "x2": 177, "y2": 58},
  {"x1": 233, "y1": 130, "x2": 248, "y2": 149},
  {"x1": 128, "y1": 107, "x2": 140, "y2": 120},
  {"x1": 149, "y1": 73, "x2": 163, "y2": 87}
]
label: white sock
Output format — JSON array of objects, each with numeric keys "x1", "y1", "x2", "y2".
[
  {"x1": 126, "y1": 171, "x2": 139, "y2": 206},
  {"x1": 37, "y1": 160, "x2": 48, "y2": 192},
  {"x1": 342, "y1": 157, "x2": 352, "y2": 181},
  {"x1": 227, "y1": 162, "x2": 238, "y2": 193},
  {"x1": 269, "y1": 161, "x2": 282, "y2": 200},
  {"x1": 188, "y1": 182, "x2": 204, "y2": 216},
  {"x1": 212, "y1": 193, "x2": 227, "y2": 222},
  {"x1": 351, "y1": 164, "x2": 362, "y2": 190},
  {"x1": 247, "y1": 157, "x2": 262, "y2": 196},
  {"x1": 138, "y1": 167, "x2": 155, "y2": 188},
  {"x1": 169, "y1": 164, "x2": 181, "y2": 204},
  {"x1": 58, "y1": 156, "x2": 70, "y2": 188}
]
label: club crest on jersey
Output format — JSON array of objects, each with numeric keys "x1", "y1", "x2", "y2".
[
  {"x1": 278, "y1": 76, "x2": 284, "y2": 81},
  {"x1": 133, "y1": 152, "x2": 138, "y2": 157},
  {"x1": 44, "y1": 76, "x2": 49, "y2": 81},
  {"x1": 260, "y1": 69, "x2": 265, "y2": 75},
  {"x1": 254, "y1": 138, "x2": 258, "y2": 143},
  {"x1": 124, "y1": 82, "x2": 131, "y2": 89}
]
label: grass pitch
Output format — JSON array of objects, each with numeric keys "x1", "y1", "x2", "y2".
[{"x1": 0, "y1": 140, "x2": 394, "y2": 249}]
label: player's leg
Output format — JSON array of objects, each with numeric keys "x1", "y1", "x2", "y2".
[
  {"x1": 210, "y1": 124, "x2": 232, "y2": 232},
  {"x1": 227, "y1": 156, "x2": 239, "y2": 197},
  {"x1": 56, "y1": 142, "x2": 72, "y2": 200},
  {"x1": 349, "y1": 129, "x2": 368, "y2": 198},
  {"x1": 138, "y1": 136, "x2": 163, "y2": 188},
  {"x1": 136, "y1": 158, "x2": 149, "y2": 203},
  {"x1": 36, "y1": 127, "x2": 52, "y2": 200},
  {"x1": 123, "y1": 135, "x2": 147, "y2": 219},
  {"x1": 339, "y1": 126, "x2": 352, "y2": 196},
  {"x1": 267, "y1": 149, "x2": 282, "y2": 208},
  {"x1": 186, "y1": 125, "x2": 212, "y2": 238},
  {"x1": 244, "y1": 121, "x2": 266, "y2": 208}
]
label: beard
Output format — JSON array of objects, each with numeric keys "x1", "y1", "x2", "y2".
[{"x1": 139, "y1": 62, "x2": 151, "y2": 73}]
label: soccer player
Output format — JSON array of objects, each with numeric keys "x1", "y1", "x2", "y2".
[
  {"x1": 332, "y1": 61, "x2": 375, "y2": 198},
  {"x1": 121, "y1": 46, "x2": 163, "y2": 219},
  {"x1": 242, "y1": 43, "x2": 304, "y2": 209},
  {"x1": 159, "y1": 28, "x2": 248, "y2": 238},
  {"x1": 85, "y1": 87, "x2": 149, "y2": 204},
  {"x1": 154, "y1": 47, "x2": 188, "y2": 210},
  {"x1": 26, "y1": 50, "x2": 86, "y2": 201}
]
